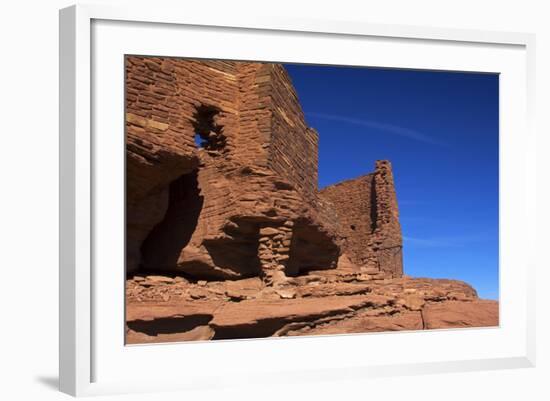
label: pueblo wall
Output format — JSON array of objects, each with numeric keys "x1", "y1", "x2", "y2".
[
  {"x1": 319, "y1": 173, "x2": 376, "y2": 265},
  {"x1": 126, "y1": 57, "x2": 245, "y2": 273},
  {"x1": 125, "y1": 56, "x2": 401, "y2": 282},
  {"x1": 319, "y1": 160, "x2": 403, "y2": 278},
  {"x1": 372, "y1": 160, "x2": 404, "y2": 277},
  {"x1": 125, "y1": 57, "x2": 340, "y2": 280},
  {"x1": 266, "y1": 65, "x2": 319, "y2": 199}
]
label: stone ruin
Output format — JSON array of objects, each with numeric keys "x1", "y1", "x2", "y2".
[
  {"x1": 126, "y1": 56, "x2": 402, "y2": 285},
  {"x1": 125, "y1": 56, "x2": 498, "y2": 343}
]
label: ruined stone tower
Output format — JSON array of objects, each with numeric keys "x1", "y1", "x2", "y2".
[
  {"x1": 126, "y1": 56, "x2": 403, "y2": 285},
  {"x1": 319, "y1": 160, "x2": 403, "y2": 277}
]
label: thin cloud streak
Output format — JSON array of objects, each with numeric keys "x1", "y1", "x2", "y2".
[
  {"x1": 306, "y1": 111, "x2": 445, "y2": 146},
  {"x1": 403, "y1": 233, "x2": 493, "y2": 248}
]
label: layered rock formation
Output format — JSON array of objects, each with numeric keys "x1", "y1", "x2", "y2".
[
  {"x1": 126, "y1": 271, "x2": 498, "y2": 343},
  {"x1": 125, "y1": 56, "x2": 498, "y2": 343}
]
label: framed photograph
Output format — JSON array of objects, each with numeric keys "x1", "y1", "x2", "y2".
[{"x1": 59, "y1": 4, "x2": 536, "y2": 397}]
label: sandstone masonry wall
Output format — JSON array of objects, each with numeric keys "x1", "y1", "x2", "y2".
[
  {"x1": 125, "y1": 56, "x2": 402, "y2": 281},
  {"x1": 319, "y1": 174, "x2": 375, "y2": 264},
  {"x1": 370, "y1": 160, "x2": 403, "y2": 277},
  {"x1": 319, "y1": 161, "x2": 403, "y2": 277},
  {"x1": 232, "y1": 63, "x2": 272, "y2": 168},
  {"x1": 126, "y1": 57, "x2": 245, "y2": 272},
  {"x1": 126, "y1": 57, "x2": 341, "y2": 279},
  {"x1": 267, "y1": 65, "x2": 319, "y2": 199}
]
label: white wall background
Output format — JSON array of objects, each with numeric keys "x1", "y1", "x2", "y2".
[{"x1": 0, "y1": 0, "x2": 547, "y2": 399}]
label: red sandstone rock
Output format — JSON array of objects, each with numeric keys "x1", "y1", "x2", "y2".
[
  {"x1": 290, "y1": 310, "x2": 424, "y2": 336},
  {"x1": 125, "y1": 274, "x2": 499, "y2": 344},
  {"x1": 422, "y1": 300, "x2": 499, "y2": 329}
]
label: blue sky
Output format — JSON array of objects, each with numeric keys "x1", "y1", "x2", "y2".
[{"x1": 284, "y1": 63, "x2": 499, "y2": 300}]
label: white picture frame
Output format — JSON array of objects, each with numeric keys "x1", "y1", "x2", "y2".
[{"x1": 59, "y1": 4, "x2": 536, "y2": 397}]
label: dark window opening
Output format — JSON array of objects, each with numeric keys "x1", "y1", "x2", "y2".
[
  {"x1": 194, "y1": 133, "x2": 204, "y2": 148},
  {"x1": 350, "y1": 225, "x2": 356, "y2": 231},
  {"x1": 192, "y1": 105, "x2": 227, "y2": 153}
]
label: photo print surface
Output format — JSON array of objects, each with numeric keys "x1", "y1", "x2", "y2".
[{"x1": 125, "y1": 57, "x2": 499, "y2": 344}]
